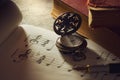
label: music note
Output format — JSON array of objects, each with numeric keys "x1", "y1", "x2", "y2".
[
  {"x1": 11, "y1": 49, "x2": 32, "y2": 63},
  {"x1": 46, "y1": 58, "x2": 55, "y2": 66},
  {"x1": 30, "y1": 35, "x2": 42, "y2": 44},
  {"x1": 24, "y1": 38, "x2": 28, "y2": 47},
  {"x1": 41, "y1": 39, "x2": 50, "y2": 47},
  {"x1": 18, "y1": 49, "x2": 32, "y2": 60},
  {"x1": 112, "y1": 56, "x2": 120, "y2": 62},
  {"x1": 67, "y1": 69, "x2": 73, "y2": 72},
  {"x1": 96, "y1": 51, "x2": 104, "y2": 60},
  {"x1": 36, "y1": 55, "x2": 46, "y2": 64}
]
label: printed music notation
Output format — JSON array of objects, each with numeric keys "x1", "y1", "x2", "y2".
[{"x1": 1, "y1": 24, "x2": 120, "y2": 80}]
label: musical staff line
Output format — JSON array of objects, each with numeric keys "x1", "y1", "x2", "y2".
[{"x1": 9, "y1": 25, "x2": 120, "y2": 80}]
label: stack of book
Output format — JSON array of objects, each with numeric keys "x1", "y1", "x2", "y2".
[
  {"x1": 88, "y1": 0, "x2": 120, "y2": 35},
  {"x1": 51, "y1": 0, "x2": 120, "y2": 57}
]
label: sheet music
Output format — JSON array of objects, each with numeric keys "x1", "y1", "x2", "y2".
[{"x1": 0, "y1": 24, "x2": 120, "y2": 80}]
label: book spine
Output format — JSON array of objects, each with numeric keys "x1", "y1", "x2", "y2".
[
  {"x1": 88, "y1": 0, "x2": 120, "y2": 8},
  {"x1": 51, "y1": 0, "x2": 88, "y2": 18},
  {"x1": 89, "y1": 6, "x2": 120, "y2": 29}
]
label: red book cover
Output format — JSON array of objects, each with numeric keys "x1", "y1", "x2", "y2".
[
  {"x1": 88, "y1": 0, "x2": 120, "y2": 34},
  {"x1": 62, "y1": 0, "x2": 88, "y2": 16},
  {"x1": 89, "y1": 0, "x2": 120, "y2": 8}
]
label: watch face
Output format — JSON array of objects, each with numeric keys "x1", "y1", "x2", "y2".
[
  {"x1": 56, "y1": 37, "x2": 77, "y2": 53},
  {"x1": 56, "y1": 36, "x2": 87, "y2": 61},
  {"x1": 56, "y1": 34, "x2": 87, "y2": 52},
  {"x1": 53, "y1": 12, "x2": 82, "y2": 35},
  {"x1": 60, "y1": 35, "x2": 83, "y2": 48}
]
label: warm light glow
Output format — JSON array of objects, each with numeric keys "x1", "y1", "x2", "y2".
[{"x1": 12, "y1": 0, "x2": 53, "y2": 28}]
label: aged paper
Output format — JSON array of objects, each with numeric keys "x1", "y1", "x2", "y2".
[{"x1": 0, "y1": 24, "x2": 120, "y2": 80}]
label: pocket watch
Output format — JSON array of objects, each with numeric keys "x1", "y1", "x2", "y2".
[{"x1": 53, "y1": 12, "x2": 87, "y2": 61}]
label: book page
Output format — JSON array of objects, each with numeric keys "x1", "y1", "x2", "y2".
[{"x1": 0, "y1": 24, "x2": 120, "y2": 80}]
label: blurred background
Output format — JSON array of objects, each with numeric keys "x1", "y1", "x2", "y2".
[{"x1": 12, "y1": 0, "x2": 54, "y2": 31}]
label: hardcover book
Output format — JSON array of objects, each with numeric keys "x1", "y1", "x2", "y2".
[
  {"x1": 88, "y1": 0, "x2": 120, "y2": 31},
  {"x1": 51, "y1": 0, "x2": 120, "y2": 57}
]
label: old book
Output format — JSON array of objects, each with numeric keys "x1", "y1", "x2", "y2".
[
  {"x1": 51, "y1": 0, "x2": 120, "y2": 57},
  {"x1": 88, "y1": 0, "x2": 120, "y2": 30},
  {"x1": 88, "y1": 0, "x2": 120, "y2": 8},
  {"x1": 51, "y1": 0, "x2": 88, "y2": 18}
]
